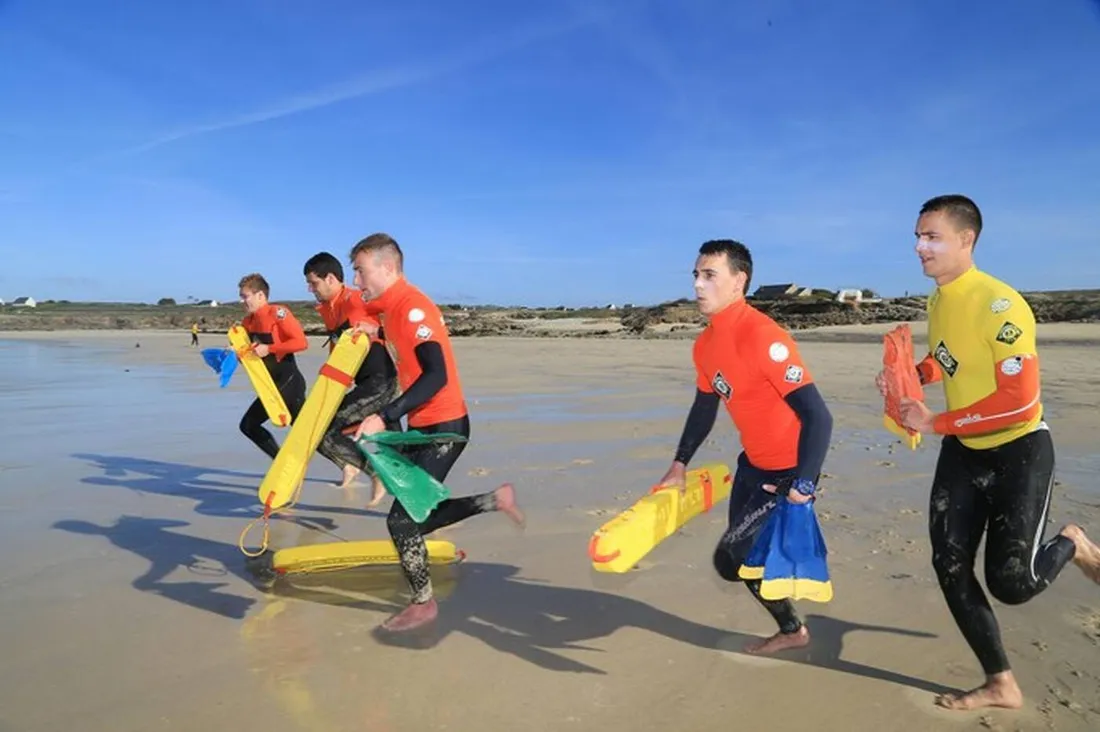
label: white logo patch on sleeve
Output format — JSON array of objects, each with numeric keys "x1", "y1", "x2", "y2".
[
  {"x1": 990, "y1": 297, "x2": 1011, "y2": 314},
  {"x1": 276, "y1": 307, "x2": 286, "y2": 319},
  {"x1": 415, "y1": 324, "x2": 433, "y2": 340},
  {"x1": 768, "y1": 341, "x2": 790, "y2": 362},
  {"x1": 408, "y1": 308, "x2": 425, "y2": 323},
  {"x1": 1000, "y1": 357, "x2": 1023, "y2": 376},
  {"x1": 784, "y1": 364, "x2": 804, "y2": 384}
]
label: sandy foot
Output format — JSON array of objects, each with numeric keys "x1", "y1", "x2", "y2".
[
  {"x1": 1062, "y1": 524, "x2": 1100, "y2": 584},
  {"x1": 494, "y1": 483, "x2": 525, "y2": 528},
  {"x1": 380, "y1": 598, "x2": 439, "y2": 632},
  {"x1": 934, "y1": 672, "x2": 1024, "y2": 711},
  {"x1": 745, "y1": 625, "x2": 811, "y2": 655}
]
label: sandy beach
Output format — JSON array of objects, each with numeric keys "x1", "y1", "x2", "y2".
[{"x1": 1, "y1": 327, "x2": 1098, "y2": 732}]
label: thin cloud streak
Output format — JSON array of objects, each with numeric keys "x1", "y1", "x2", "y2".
[{"x1": 107, "y1": 12, "x2": 602, "y2": 160}]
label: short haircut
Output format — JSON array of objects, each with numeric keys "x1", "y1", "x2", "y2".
[
  {"x1": 303, "y1": 251, "x2": 344, "y2": 282},
  {"x1": 350, "y1": 233, "x2": 403, "y2": 272},
  {"x1": 699, "y1": 239, "x2": 753, "y2": 295},
  {"x1": 920, "y1": 194, "x2": 983, "y2": 246},
  {"x1": 238, "y1": 273, "x2": 270, "y2": 297}
]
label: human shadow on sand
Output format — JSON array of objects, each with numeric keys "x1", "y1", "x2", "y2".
[
  {"x1": 269, "y1": 561, "x2": 953, "y2": 695},
  {"x1": 53, "y1": 515, "x2": 258, "y2": 620},
  {"x1": 70, "y1": 453, "x2": 388, "y2": 527}
]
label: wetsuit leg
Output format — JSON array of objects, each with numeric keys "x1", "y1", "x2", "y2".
[
  {"x1": 930, "y1": 428, "x2": 1078, "y2": 676},
  {"x1": 239, "y1": 397, "x2": 280, "y2": 459},
  {"x1": 281, "y1": 367, "x2": 307, "y2": 422},
  {"x1": 386, "y1": 415, "x2": 500, "y2": 604},
  {"x1": 712, "y1": 454, "x2": 803, "y2": 634},
  {"x1": 929, "y1": 435, "x2": 1003, "y2": 674},
  {"x1": 982, "y1": 427, "x2": 1076, "y2": 605},
  {"x1": 238, "y1": 367, "x2": 306, "y2": 460},
  {"x1": 316, "y1": 378, "x2": 399, "y2": 472}
]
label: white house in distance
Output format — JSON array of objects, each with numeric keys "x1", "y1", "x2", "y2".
[
  {"x1": 193, "y1": 299, "x2": 220, "y2": 307},
  {"x1": 11, "y1": 296, "x2": 37, "y2": 308}
]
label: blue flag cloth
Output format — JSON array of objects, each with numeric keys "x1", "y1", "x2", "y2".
[
  {"x1": 201, "y1": 347, "x2": 238, "y2": 388},
  {"x1": 739, "y1": 499, "x2": 833, "y2": 603}
]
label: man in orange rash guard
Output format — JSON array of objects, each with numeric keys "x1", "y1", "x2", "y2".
[
  {"x1": 875, "y1": 195, "x2": 1100, "y2": 713},
  {"x1": 304, "y1": 251, "x2": 398, "y2": 503},
  {"x1": 237, "y1": 273, "x2": 309, "y2": 459},
  {"x1": 656, "y1": 239, "x2": 834, "y2": 656},
  {"x1": 348, "y1": 233, "x2": 526, "y2": 633}
]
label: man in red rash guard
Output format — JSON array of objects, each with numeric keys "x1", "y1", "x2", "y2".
[
  {"x1": 304, "y1": 251, "x2": 398, "y2": 504},
  {"x1": 657, "y1": 239, "x2": 834, "y2": 656},
  {"x1": 875, "y1": 194, "x2": 1100, "y2": 713},
  {"x1": 237, "y1": 272, "x2": 309, "y2": 459},
  {"x1": 348, "y1": 232, "x2": 525, "y2": 633}
]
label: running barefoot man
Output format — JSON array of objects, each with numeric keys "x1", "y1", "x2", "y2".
[
  {"x1": 876, "y1": 194, "x2": 1100, "y2": 712},
  {"x1": 237, "y1": 273, "x2": 309, "y2": 458},
  {"x1": 658, "y1": 239, "x2": 834, "y2": 656},
  {"x1": 349, "y1": 233, "x2": 525, "y2": 632},
  {"x1": 305, "y1": 251, "x2": 398, "y2": 503}
]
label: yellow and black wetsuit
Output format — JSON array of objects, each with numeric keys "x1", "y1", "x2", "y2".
[{"x1": 914, "y1": 266, "x2": 1075, "y2": 677}]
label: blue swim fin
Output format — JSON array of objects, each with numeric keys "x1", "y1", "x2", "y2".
[
  {"x1": 757, "y1": 500, "x2": 833, "y2": 603},
  {"x1": 201, "y1": 347, "x2": 238, "y2": 388}
]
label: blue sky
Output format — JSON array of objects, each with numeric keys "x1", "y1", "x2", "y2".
[{"x1": 2, "y1": 0, "x2": 1099, "y2": 307}]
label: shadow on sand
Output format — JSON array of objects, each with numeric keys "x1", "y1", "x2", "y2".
[
  {"x1": 53, "y1": 515, "x2": 258, "y2": 619},
  {"x1": 271, "y1": 561, "x2": 954, "y2": 695},
  {"x1": 70, "y1": 452, "x2": 388, "y2": 526},
  {"x1": 49, "y1": 509, "x2": 952, "y2": 697}
]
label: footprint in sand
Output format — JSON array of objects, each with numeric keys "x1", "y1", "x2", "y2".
[
  {"x1": 876, "y1": 460, "x2": 896, "y2": 468},
  {"x1": 571, "y1": 458, "x2": 594, "y2": 466},
  {"x1": 585, "y1": 508, "x2": 614, "y2": 517},
  {"x1": 468, "y1": 467, "x2": 490, "y2": 477}
]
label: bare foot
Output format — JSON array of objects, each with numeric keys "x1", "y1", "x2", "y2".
[
  {"x1": 1061, "y1": 524, "x2": 1100, "y2": 584},
  {"x1": 333, "y1": 465, "x2": 361, "y2": 489},
  {"x1": 745, "y1": 625, "x2": 810, "y2": 655},
  {"x1": 934, "y1": 672, "x2": 1023, "y2": 711},
  {"x1": 380, "y1": 598, "x2": 438, "y2": 632},
  {"x1": 493, "y1": 483, "x2": 525, "y2": 528},
  {"x1": 366, "y1": 476, "x2": 387, "y2": 508}
]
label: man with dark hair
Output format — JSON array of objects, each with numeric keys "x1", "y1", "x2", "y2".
[
  {"x1": 657, "y1": 238, "x2": 834, "y2": 655},
  {"x1": 875, "y1": 194, "x2": 1100, "y2": 712},
  {"x1": 236, "y1": 272, "x2": 309, "y2": 458},
  {"x1": 303, "y1": 251, "x2": 399, "y2": 501},
  {"x1": 348, "y1": 232, "x2": 525, "y2": 632}
]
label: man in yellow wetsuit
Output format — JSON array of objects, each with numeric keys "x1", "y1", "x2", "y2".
[{"x1": 875, "y1": 194, "x2": 1100, "y2": 713}]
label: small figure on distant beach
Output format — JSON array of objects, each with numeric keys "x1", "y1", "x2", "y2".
[
  {"x1": 190, "y1": 322, "x2": 199, "y2": 347},
  {"x1": 875, "y1": 194, "x2": 1100, "y2": 712}
]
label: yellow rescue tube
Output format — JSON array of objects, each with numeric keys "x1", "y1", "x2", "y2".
[
  {"x1": 271, "y1": 539, "x2": 465, "y2": 575},
  {"x1": 588, "y1": 462, "x2": 732, "y2": 573},
  {"x1": 228, "y1": 324, "x2": 291, "y2": 427},
  {"x1": 257, "y1": 330, "x2": 370, "y2": 510}
]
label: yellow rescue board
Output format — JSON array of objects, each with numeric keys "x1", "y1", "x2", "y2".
[
  {"x1": 271, "y1": 539, "x2": 464, "y2": 575},
  {"x1": 258, "y1": 330, "x2": 371, "y2": 510},
  {"x1": 228, "y1": 324, "x2": 291, "y2": 427},
  {"x1": 588, "y1": 462, "x2": 733, "y2": 573}
]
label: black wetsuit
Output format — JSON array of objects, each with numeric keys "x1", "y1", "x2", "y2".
[
  {"x1": 929, "y1": 423, "x2": 1076, "y2": 675},
  {"x1": 239, "y1": 332, "x2": 306, "y2": 459},
  {"x1": 677, "y1": 382, "x2": 833, "y2": 635},
  {"x1": 381, "y1": 342, "x2": 498, "y2": 605}
]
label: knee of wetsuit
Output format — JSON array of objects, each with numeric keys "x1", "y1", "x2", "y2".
[
  {"x1": 930, "y1": 546, "x2": 973, "y2": 588},
  {"x1": 712, "y1": 545, "x2": 742, "y2": 582},
  {"x1": 386, "y1": 505, "x2": 414, "y2": 535},
  {"x1": 985, "y1": 569, "x2": 1033, "y2": 606},
  {"x1": 239, "y1": 415, "x2": 253, "y2": 436}
]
